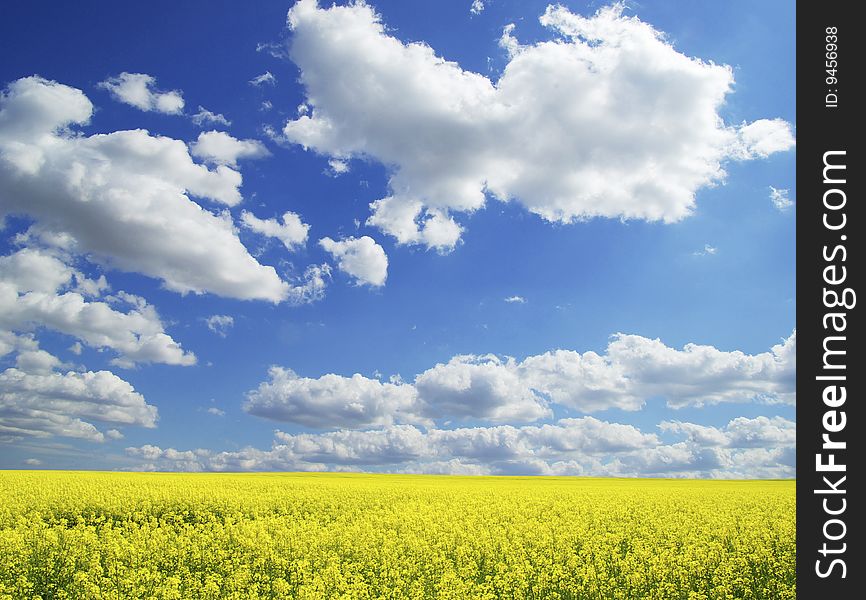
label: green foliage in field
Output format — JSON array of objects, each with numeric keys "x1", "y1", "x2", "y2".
[{"x1": 0, "y1": 472, "x2": 794, "y2": 599}]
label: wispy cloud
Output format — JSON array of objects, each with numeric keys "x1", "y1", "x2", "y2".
[
  {"x1": 205, "y1": 315, "x2": 234, "y2": 338},
  {"x1": 769, "y1": 186, "x2": 794, "y2": 211},
  {"x1": 249, "y1": 71, "x2": 276, "y2": 86},
  {"x1": 191, "y1": 106, "x2": 231, "y2": 127}
]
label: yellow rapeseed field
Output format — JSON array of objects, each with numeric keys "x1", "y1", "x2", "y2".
[{"x1": 0, "y1": 471, "x2": 794, "y2": 599}]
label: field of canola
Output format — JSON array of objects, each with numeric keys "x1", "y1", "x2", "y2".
[{"x1": 0, "y1": 471, "x2": 794, "y2": 599}]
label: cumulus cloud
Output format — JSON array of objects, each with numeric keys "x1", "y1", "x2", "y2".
[
  {"x1": 244, "y1": 366, "x2": 424, "y2": 429},
  {"x1": 1, "y1": 352, "x2": 157, "y2": 443},
  {"x1": 15, "y1": 347, "x2": 64, "y2": 375},
  {"x1": 0, "y1": 76, "x2": 290, "y2": 302},
  {"x1": 319, "y1": 236, "x2": 388, "y2": 286},
  {"x1": 769, "y1": 186, "x2": 793, "y2": 211},
  {"x1": 414, "y1": 354, "x2": 551, "y2": 423},
  {"x1": 282, "y1": 1, "x2": 795, "y2": 251},
  {"x1": 733, "y1": 119, "x2": 796, "y2": 159},
  {"x1": 521, "y1": 332, "x2": 795, "y2": 411},
  {"x1": 190, "y1": 131, "x2": 270, "y2": 167},
  {"x1": 126, "y1": 444, "x2": 215, "y2": 472},
  {"x1": 205, "y1": 314, "x2": 234, "y2": 337},
  {"x1": 504, "y1": 295, "x2": 526, "y2": 304},
  {"x1": 244, "y1": 332, "x2": 795, "y2": 429},
  {"x1": 191, "y1": 106, "x2": 231, "y2": 127},
  {"x1": 124, "y1": 414, "x2": 794, "y2": 478},
  {"x1": 0, "y1": 247, "x2": 192, "y2": 447},
  {"x1": 470, "y1": 1, "x2": 486, "y2": 16},
  {"x1": 241, "y1": 210, "x2": 310, "y2": 251},
  {"x1": 661, "y1": 416, "x2": 795, "y2": 449},
  {"x1": 0, "y1": 248, "x2": 195, "y2": 367},
  {"x1": 98, "y1": 72, "x2": 184, "y2": 114}
]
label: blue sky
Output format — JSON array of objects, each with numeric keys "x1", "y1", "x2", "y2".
[{"x1": 0, "y1": 0, "x2": 795, "y2": 476}]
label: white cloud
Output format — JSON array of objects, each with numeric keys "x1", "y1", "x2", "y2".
[
  {"x1": 241, "y1": 210, "x2": 310, "y2": 251},
  {"x1": 733, "y1": 119, "x2": 796, "y2": 159},
  {"x1": 274, "y1": 425, "x2": 429, "y2": 465},
  {"x1": 521, "y1": 331, "x2": 795, "y2": 411},
  {"x1": 206, "y1": 407, "x2": 226, "y2": 417},
  {"x1": 285, "y1": 263, "x2": 331, "y2": 305},
  {"x1": 191, "y1": 106, "x2": 231, "y2": 127},
  {"x1": 1, "y1": 358, "x2": 157, "y2": 443},
  {"x1": 244, "y1": 332, "x2": 795, "y2": 430},
  {"x1": 190, "y1": 131, "x2": 270, "y2": 167},
  {"x1": 319, "y1": 236, "x2": 388, "y2": 286},
  {"x1": 504, "y1": 295, "x2": 526, "y2": 304},
  {"x1": 257, "y1": 42, "x2": 288, "y2": 60},
  {"x1": 98, "y1": 72, "x2": 184, "y2": 115},
  {"x1": 249, "y1": 71, "x2": 276, "y2": 86},
  {"x1": 282, "y1": 1, "x2": 795, "y2": 251},
  {"x1": 123, "y1": 414, "x2": 793, "y2": 478},
  {"x1": 470, "y1": 1, "x2": 486, "y2": 16},
  {"x1": 24, "y1": 458, "x2": 41, "y2": 466},
  {"x1": 693, "y1": 243, "x2": 717, "y2": 256},
  {"x1": 244, "y1": 366, "x2": 424, "y2": 429},
  {"x1": 15, "y1": 348, "x2": 64, "y2": 375},
  {"x1": 326, "y1": 158, "x2": 349, "y2": 176},
  {"x1": 0, "y1": 248, "x2": 195, "y2": 367},
  {"x1": 205, "y1": 314, "x2": 234, "y2": 337},
  {"x1": 414, "y1": 354, "x2": 551, "y2": 423},
  {"x1": 498, "y1": 23, "x2": 520, "y2": 57},
  {"x1": 366, "y1": 198, "x2": 462, "y2": 251},
  {"x1": 0, "y1": 76, "x2": 290, "y2": 302},
  {"x1": 661, "y1": 416, "x2": 795, "y2": 448},
  {"x1": 769, "y1": 186, "x2": 793, "y2": 211},
  {"x1": 126, "y1": 444, "x2": 214, "y2": 472}
]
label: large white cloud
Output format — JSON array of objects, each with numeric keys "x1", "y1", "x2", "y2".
[
  {"x1": 244, "y1": 366, "x2": 424, "y2": 429},
  {"x1": 0, "y1": 248, "x2": 195, "y2": 367},
  {"x1": 661, "y1": 415, "x2": 795, "y2": 448},
  {"x1": 319, "y1": 236, "x2": 388, "y2": 287},
  {"x1": 0, "y1": 76, "x2": 291, "y2": 302},
  {"x1": 244, "y1": 332, "x2": 795, "y2": 429},
  {"x1": 0, "y1": 248, "x2": 176, "y2": 443},
  {"x1": 124, "y1": 415, "x2": 794, "y2": 478},
  {"x1": 281, "y1": 1, "x2": 795, "y2": 251},
  {"x1": 98, "y1": 72, "x2": 185, "y2": 115},
  {"x1": 0, "y1": 337, "x2": 157, "y2": 443},
  {"x1": 522, "y1": 331, "x2": 796, "y2": 411},
  {"x1": 414, "y1": 354, "x2": 551, "y2": 423}
]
